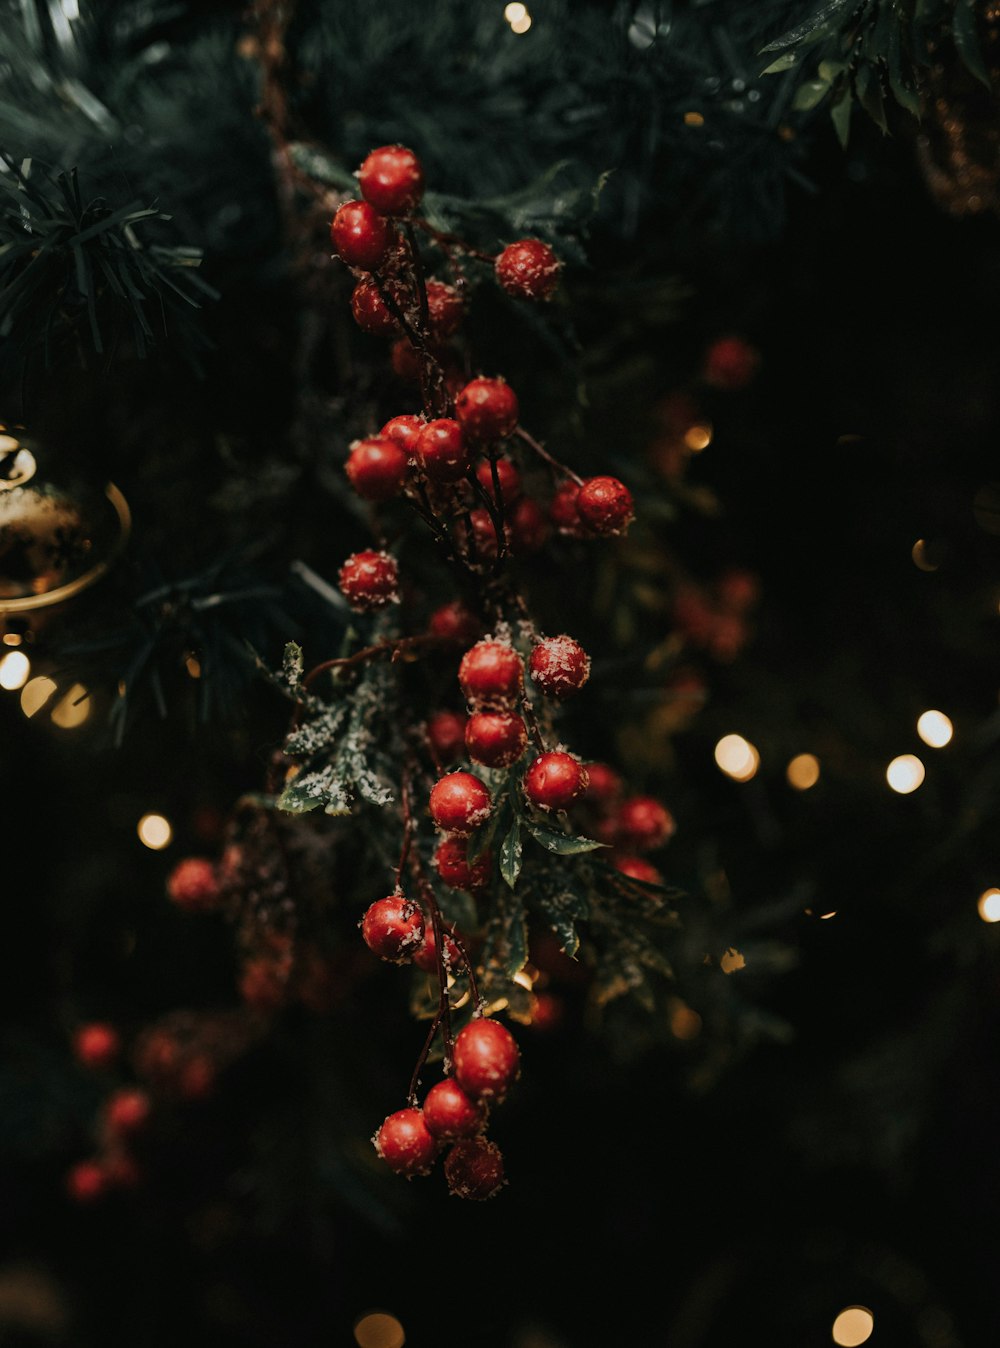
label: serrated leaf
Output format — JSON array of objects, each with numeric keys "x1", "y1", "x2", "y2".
[
  {"x1": 525, "y1": 819, "x2": 606, "y2": 855},
  {"x1": 500, "y1": 818, "x2": 523, "y2": 890}
]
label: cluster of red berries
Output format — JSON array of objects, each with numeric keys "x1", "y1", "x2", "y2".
[
  {"x1": 578, "y1": 764, "x2": 677, "y2": 886},
  {"x1": 673, "y1": 568, "x2": 760, "y2": 664},
  {"x1": 66, "y1": 1025, "x2": 149, "y2": 1202}
]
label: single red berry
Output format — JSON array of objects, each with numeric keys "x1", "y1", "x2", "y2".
[
  {"x1": 358, "y1": 145, "x2": 424, "y2": 215},
  {"x1": 167, "y1": 857, "x2": 219, "y2": 913},
  {"x1": 425, "y1": 279, "x2": 464, "y2": 338},
  {"x1": 461, "y1": 508, "x2": 506, "y2": 560},
  {"x1": 458, "y1": 640, "x2": 524, "y2": 707},
  {"x1": 673, "y1": 585, "x2": 716, "y2": 645},
  {"x1": 135, "y1": 1028, "x2": 182, "y2": 1083},
  {"x1": 523, "y1": 752, "x2": 589, "y2": 811},
  {"x1": 330, "y1": 200, "x2": 392, "y2": 271},
  {"x1": 583, "y1": 762, "x2": 623, "y2": 808},
  {"x1": 67, "y1": 1159, "x2": 108, "y2": 1204},
  {"x1": 576, "y1": 476, "x2": 634, "y2": 536},
  {"x1": 338, "y1": 550, "x2": 400, "y2": 610},
  {"x1": 702, "y1": 334, "x2": 760, "y2": 390},
  {"x1": 614, "y1": 854, "x2": 664, "y2": 885},
  {"x1": 424, "y1": 1079, "x2": 485, "y2": 1141},
  {"x1": 465, "y1": 711, "x2": 527, "y2": 768},
  {"x1": 455, "y1": 377, "x2": 519, "y2": 442},
  {"x1": 717, "y1": 568, "x2": 760, "y2": 613},
  {"x1": 708, "y1": 612, "x2": 747, "y2": 662},
  {"x1": 454, "y1": 1018, "x2": 520, "y2": 1101},
  {"x1": 361, "y1": 895, "x2": 425, "y2": 963},
  {"x1": 508, "y1": 496, "x2": 549, "y2": 552},
  {"x1": 345, "y1": 436, "x2": 410, "y2": 501},
  {"x1": 529, "y1": 991, "x2": 564, "y2": 1032},
  {"x1": 373, "y1": 1107, "x2": 437, "y2": 1177},
  {"x1": 391, "y1": 338, "x2": 424, "y2": 383},
  {"x1": 380, "y1": 414, "x2": 424, "y2": 459},
  {"x1": 350, "y1": 278, "x2": 400, "y2": 336},
  {"x1": 429, "y1": 773, "x2": 492, "y2": 835},
  {"x1": 616, "y1": 796, "x2": 676, "y2": 851},
  {"x1": 429, "y1": 599, "x2": 481, "y2": 646},
  {"x1": 412, "y1": 923, "x2": 463, "y2": 974},
  {"x1": 416, "y1": 418, "x2": 469, "y2": 483},
  {"x1": 178, "y1": 1055, "x2": 216, "y2": 1101},
  {"x1": 240, "y1": 956, "x2": 288, "y2": 1011},
  {"x1": 73, "y1": 1022, "x2": 121, "y2": 1071},
  {"x1": 434, "y1": 836, "x2": 491, "y2": 891},
  {"x1": 444, "y1": 1136, "x2": 505, "y2": 1200},
  {"x1": 475, "y1": 457, "x2": 522, "y2": 504},
  {"x1": 528, "y1": 636, "x2": 591, "y2": 700},
  {"x1": 427, "y1": 709, "x2": 467, "y2": 763},
  {"x1": 104, "y1": 1088, "x2": 152, "y2": 1139},
  {"x1": 550, "y1": 480, "x2": 586, "y2": 536},
  {"x1": 495, "y1": 239, "x2": 561, "y2": 301}
]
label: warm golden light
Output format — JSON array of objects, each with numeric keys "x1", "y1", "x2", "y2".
[
  {"x1": 978, "y1": 889, "x2": 1000, "y2": 923},
  {"x1": 137, "y1": 813, "x2": 173, "y2": 850},
  {"x1": 185, "y1": 654, "x2": 202, "y2": 679},
  {"x1": 684, "y1": 111, "x2": 705, "y2": 126},
  {"x1": 787, "y1": 753, "x2": 820, "y2": 790},
  {"x1": 20, "y1": 675, "x2": 57, "y2": 718},
  {"x1": 503, "y1": 1, "x2": 526, "y2": 19},
  {"x1": 714, "y1": 733, "x2": 759, "y2": 782},
  {"x1": 50, "y1": 683, "x2": 90, "y2": 729},
  {"x1": 832, "y1": 1305, "x2": 874, "y2": 1346},
  {"x1": 886, "y1": 754, "x2": 925, "y2": 794},
  {"x1": 0, "y1": 649, "x2": 31, "y2": 690},
  {"x1": 911, "y1": 538, "x2": 939, "y2": 571},
  {"x1": 354, "y1": 1311, "x2": 406, "y2": 1348},
  {"x1": 684, "y1": 423, "x2": 712, "y2": 451},
  {"x1": 668, "y1": 998, "x2": 702, "y2": 1041},
  {"x1": 916, "y1": 709, "x2": 953, "y2": 748},
  {"x1": 820, "y1": 911, "x2": 837, "y2": 920},
  {"x1": 720, "y1": 948, "x2": 745, "y2": 974},
  {"x1": 509, "y1": 11, "x2": 532, "y2": 32}
]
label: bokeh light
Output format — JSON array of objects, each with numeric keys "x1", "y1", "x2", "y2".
[
  {"x1": 509, "y1": 11, "x2": 532, "y2": 32},
  {"x1": 50, "y1": 683, "x2": 90, "y2": 729},
  {"x1": 978, "y1": 889, "x2": 1000, "y2": 923},
  {"x1": 354, "y1": 1311, "x2": 405, "y2": 1348},
  {"x1": 684, "y1": 423, "x2": 712, "y2": 451},
  {"x1": 831, "y1": 1305, "x2": 874, "y2": 1346},
  {"x1": 714, "y1": 734, "x2": 759, "y2": 782},
  {"x1": 916, "y1": 709, "x2": 953, "y2": 748},
  {"x1": 0, "y1": 649, "x2": 31, "y2": 690},
  {"x1": 886, "y1": 754, "x2": 925, "y2": 794},
  {"x1": 137, "y1": 814, "x2": 173, "y2": 850},
  {"x1": 20, "y1": 675, "x2": 57, "y2": 718},
  {"x1": 787, "y1": 753, "x2": 820, "y2": 790}
]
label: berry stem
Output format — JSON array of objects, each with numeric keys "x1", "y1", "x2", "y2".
[
  {"x1": 513, "y1": 426, "x2": 584, "y2": 486},
  {"x1": 403, "y1": 221, "x2": 432, "y2": 337},
  {"x1": 410, "y1": 217, "x2": 496, "y2": 265}
]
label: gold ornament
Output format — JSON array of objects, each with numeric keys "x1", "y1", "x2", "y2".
[{"x1": 0, "y1": 424, "x2": 131, "y2": 614}]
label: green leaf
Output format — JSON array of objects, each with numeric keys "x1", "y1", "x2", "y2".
[
  {"x1": 759, "y1": 0, "x2": 856, "y2": 53},
  {"x1": 282, "y1": 641, "x2": 304, "y2": 689},
  {"x1": 276, "y1": 778, "x2": 323, "y2": 815},
  {"x1": 793, "y1": 78, "x2": 832, "y2": 111},
  {"x1": 500, "y1": 818, "x2": 523, "y2": 890},
  {"x1": 468, "y1": 798, "x2": 509, "y2": 862},
  {"x1": 830, "y1": 90, "x2": 853, "y2": 148},
  {"x1": 525, "y1": 819, "x2": 606, "y2": 855},
  {"x1": 953, "y1": 0, "x2": 990, "y2": 86},
  {"x1": 761, "y1": 53, "x2": 801, "y2": 75}
]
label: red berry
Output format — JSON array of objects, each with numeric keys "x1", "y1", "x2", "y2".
[
  {"x1": 391, "y1": 338, "x2": 424, "y2": 383},
  {"x1": 458, "y1": 640, "x2": 524, "y2": 707},
  {"x1": 380, "y1": 414, "x2": 424, "y2": 458},
  {"x1": 614, "y1": 854, "x2": 663, "y2": 885},
  {"x1": 465, "y1": 711, "x2": 527, "y2": 768},
  {"x1": 350, "y1": 278, "x2": 400, "y2": 336},
  {"x1": 444, "y1": 1136, "x2": 505, "y2": 1200},
  {"x1": 717, "y1": 568, "x2": 760, "y2": 613},
  {"x1": 508, "y1": 496, "x2": 549, "y2": 553},
  {"x1": 425, "y1": 279, "x2": 464, "y2": 338},
  {"x1": 550, "y1": 480, "x2": 586, "y2": 536},
  {"x1": 416, "y1": 418, "x2": 469, "y2": 483},
  {"x1": 178, "y1": 1055, "x2": 216, "y2": 1101},
  {"x1": 528, "y1": 991, "x2": 564, "y2": 1032},
  {"x1": 67, "y1": 1159, "x2": 108, "y2": 1204},
  {"x1": 427, "y1": 709, "x2": 467, "y2": 763},
  {"x1": 453, "y1": 1019, "x2": 520, "y2": 1101},
  {"x1": 361, "y1": 895, "x2": 424, "y2": 963},
  {"x1": 373, "y1": 1107, "x2": 437, "y2": 1177},
  {"x1": 358, "y1": 145, "x2": 424, "y2": 215},
  {"x1": 495, "y1": 239, "x2": 561, "y2": 301},
  {"x1": 104, "y1": 1088, "x2": 151, "y2": 1139},
  {"x1": 345, "y1": 436, "x2": 409, "y2": 502},
  {"x1": 461, "y1": 508, "x2": 506, "y2": 560},
  {"x1": 434, "y1": 836, "x2": 491, "y2": 890},
  {"x1": 240, "y1": 956, "x2": 289, "y2": 1011},
  {"x1": 455, "y1": 377, "x2": 519, "y2": 442},
  {"x1": 330, "y1": 200, "x2": 392, "y2": 271},
  {"x1": 576, "y1": 476, "x2": 634, "y2": 536},
  {"x1": 338, "y1": 550, "x2": 400, "y2": 610},
  {"x1": 424, "y1": 1079, "x2": 485, "y2": 1140},
  {"x1": 528, "y1": 636, "x2": 590, "y2": 699},
  {"x1": 73, "y1": 1022, "x2": 121, "y2": 1071},
  {"x1": 167, "y1": 857, "x2": 219, "y2": 913},
  {"x1": 703, "y1": 334, "x2": 759, "y2": 390},
  {"x1": 583, "y1": 762, "x2": 623, "y2": 808},
  {"x1": 412, "y1": 923, "x2": 463, "y2": 974},
  {"x1": 616, "y1": 796, "x2": 676, "y2": 851},
  {"x1": 429, "y1": 773, "x2": 492, "y2": 835},
  {"x1": 673, "y1": 585, "x2": 716, "y2": 644},
  {"x1": 475, "y1": 457, "x2": 522, "y2": 504},
  {"x1": 523, "y1": 752, "x2": 589, "y2": 811},
  {"x1": 429, "y1": 600, "x2": 481, "y2": 646}
]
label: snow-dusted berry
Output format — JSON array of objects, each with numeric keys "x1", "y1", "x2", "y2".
[
  {"x1": 423, "y1": 1079, "x2": 485, "y2": 1141},
  {"x1": 582, "y1": 762, "x2": 623, "y2": 808},
  {"x1": 425, "y1": 279, "x2": 464, "y2": 338},
  {"x1": 524, "y1": 752, "x2": 589, "y2": 811},
  {"x1": 576, "y1": 476, "x2": 634, "y2": 536},
  {"x1": 391, "y1": 338, "x2": 424, "y2": 383},
  {"x1": 416, "y1": 418, "x2": 469, "y2": 483},
  {"x1": 338, "y1": 550, "x2": 400, "y2": 610},
  {"x1": 350, "y1": 278, "x2": 399, "y2": 336},
  {"x1": 373, "y1": 1107, "x2": 437, "y2": 1177},
  {"x1": 426, "y1": 709, "x2": 467, "y2": 763},
  {"x1": 455, "y1": 377, "x2": 519, "y2": 442},
  {"x1": 528, "y1": 636, "x2": 590, "y2": 700},
  {"x1": 380, "y1": 414, "x2": 424, "y2": 458},
  {"x1": 345, "y1": 436, "x2": 409, "y2": 502},
  {"x1": 458, "y1": 640, "x2": 524, "y2": 707},
  {"x1": 429, "y1": 772, "x2": 492, "y2": 835},
  {"x1": 167, "y1": 857, "x2": 219, "y2": 913},
  {"x1": 475, "y1": 457, "x2": 522, "y2": 504},
  {"x1": 550, "y1": 479, "x2": 586, "y2": 536},
  {"x1": 74, "y1": 1022, "x2": 121, "y2": 1071},
  {"x1": 444, "y1": 1136, "x2": 506, "y2": 1200},
  {"x1": 429, "y1": 600, "x2": 481, "y2": 646},
  {"x1": 616, "y1": 796, "x2": 676, "y2": 851},
  {"x1": 453, "y1": 1019, "x2": 520, "y2": 1101},
  {"x1": 412, "y1": 923, "x2": 463, "y2": 974},
  {"x1": 358, "y1": 145, "x2": 424, "y2": 215},
  {"x1": 465, "y1": 711, "x2": 528, "y2": 768},
  {"x1": 361, "y1": 895, "x2": 425, "y2": 963},
  {"x1": 434, "y1": 836, "x2": 491, "y2": 891},
  {"x1": 495, "y1": 239, "x2": 561, "y2": 301},
  {"x1": 330, "y1": 200, "x2": 392, "y2": 271}
]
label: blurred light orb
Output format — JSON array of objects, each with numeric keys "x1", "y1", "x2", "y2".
[
  {"x1": 50, "y1": 682, "x2": 90, "y2": 729},
  {"x1": 978, "y1": 889, "x2": 1000, "y2": 923},
  {"x1": 137, "y1": 813, "x2": 172, "y2": 850},
  {"x1": 916, "y1": 709, "x2": 953, "y2": 748},
  {"x1": 886, "y1": 754, "x2": 924, "y2": 794},
  {"x1": 684, "y1": 423, "x2": 712, "y2": 451},
  {"x1": 832, "y1": 1305, "x2": 874, "y2": 1346},
  {"x1": 503, "y1": 1, "x2": 526, "y2": 18},
  {"x1": 0, "y1": 648, "x2": 30, "y2": 690},
  {"x1": 354, "y1": 1312, "x2": 405, "y2": 1348},
  {"x1": 787, "y1": 752, "x2": 820, "y2": 790},
  {"x1": 20, "y1": 674, "x2": 57, "y2": 718},
  {"x1": 714, "y1": 733, "x2": 759, "y2": 781},
  {"x1": 510, "y1": 12, "x2": 532, "y2": 32}
]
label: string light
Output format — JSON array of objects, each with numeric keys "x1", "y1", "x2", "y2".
[
  {"x1": 137, "y1": 814, "x2": 173, "y2": 850},
  {"x1": 911, "y1": 538, "x2": 940, "y2": 571},
  {"x1": 886, "y1": 754, "x2": 925, "y2": 794},
  {"x1": 668, "y1": 998, "x2": 702, "y2": 1040},
  {"x1": 916, "y1": 709, "x2": 953, "y2": 748},
  {"x1": 503, "y1": 1, "x2": 526, "y2": 19},
  {"x1": 787, "y1": 753, "x2": 820, "y2": 790},
  {"x1": 714, "y1": 733, "x2": 759, "y2": 782},
  {"x1": 354, "y1": 1312, "x2": 406, "y2": 1348},
  {"x1": 509, "y1": 11, "x2": 532, "y2": 32},
  {"x1": 20, "y1": 675, "x2": 57, "y2": 718},
  {"x1": 683, "y1": 111, "x2": 705, "y2": 126},
  {"x1": 831, "y1": 1305, "x2": 874, "y2": 1347},
  {"x1": 978, "y1": 889, "x2": 1000, "y2": 923},
  {"x1": 0, "y1": 649, "x2": 31, "y2": 690},
  {"x1": 50, "y1": 682, "x2": 90, "y2": 729},
  {"x1": 683, "y1": 423, "x2": 712, "y2": 451}
]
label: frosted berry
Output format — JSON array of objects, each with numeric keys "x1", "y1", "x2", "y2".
[
  {"x1": 350, "y1": 278, "x2": 399, "y2": 336},
  {"x1": 345, "y1": 436, "x2": 409, "y2": 501},
  {"x1": 528, "y1": 636, "x2": 590, "y2": 700},
  {"x1": 380, "y1": 414, "x2": 424, "y2": 459},
  {"x1": 338, "y1": 550, "x2": 400, "y2": 610},
  {"x1": 434, "y1": 836, "x2": 491, "y2": 891},
  {"x1": 429, "y1": 599, "x2": 481, "y2": 646},
  {"x1": 453, "y1": 1018, "x2": 520, "y2": 1100},
  {"x1": 361, "y1": 895, "x2": 425, "y2": 963},
  {"x1": 524, "y1": 752, "x2": 589, "y2": 811},
  {"x1": 445, "y1": 1136, "x2": 506, "y2": 1200},
  {"x1": 465, "y1": 712, "x2": 527, "y2": 768},
  {"x1": 455, "y1": 377, "x2": 519, "y2": 442},
  {"x1": 550, "y1": 480, "x2": 585, "y2": 536},
  {"x1": 412, "y1": 923, "x2": 463, "y2": 974},
  {"x1": 104, "y1": 1088, "x2": 152, "y2": 1139},
  {"x1": 458, "y1": 640, "x2": 524, "y2": 707},
  {"x1": 416, "y1": 418, "x2": 469, "y2": 483},
  {"x1": 583, "y1": 762, "x2": 623, "y2": 808},
  {"x1": 373, "y1": 1107, "x2": 437, "y2": 1177},
  {"x1": 616, "y1": 796, "x2": 676, "y2": 851},
  {"x1": 358, "y1": 145, "x2": 424, "y2": 215},
  {"x1": 429, "y1": 772, "x2": 492, "y2": 835},
  {"x1": 424, "y1": 1079, "x2": 485, "y2": 1141},
  {"x1": 74, "y1": 1022, "x2": 121, "y2": 1071},
  {"x1": 426, "y1": 709, "x2": 467, "y2": 763},
  {"x1": 614, "y1": 854, "x2": 663, "y2": 885},
  {"x1": 576, "y1": 476, "x2": 634, "y2": 536},
  {"x1": 475, "y1": 457, "x2": 522, "y2": 504},
  {"x1": 67, "y1": 1159, "x2": 108, "y2": 1204},
  {"x1": 495, "y1": 239, "x2": 561, "y2": 301},
  {"x1": 330, "y1": 200, "x2": 392, "y2": 271},
  {"x1": 509, "y1": 496, "x2": 549, "y2": 552},
  {"x1": 425, "y1": 279, "x2": 464, "y2": 338},
  {"x1": 703, "y1": 334, "x2": 759, "y2": 390},
  {"x1": 167, "y1": 857, "x2": 219, "y2": 913}
]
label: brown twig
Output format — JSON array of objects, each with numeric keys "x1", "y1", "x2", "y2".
[{"x1": 514, "y1": 425, "x2": 584, "y2": 486}]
